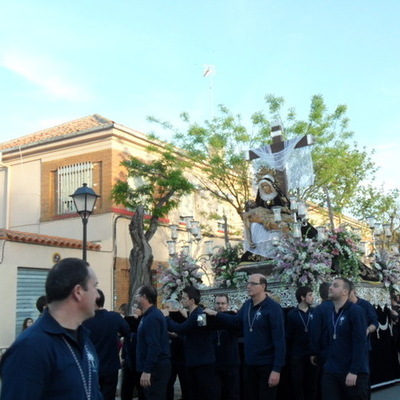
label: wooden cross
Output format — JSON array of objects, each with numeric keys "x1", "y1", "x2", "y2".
[{"x1": 248, "y1": 124, "x2": 314, "y2": 196}]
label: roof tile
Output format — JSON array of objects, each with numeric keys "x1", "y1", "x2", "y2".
[
  {"x1": 0, "y1": 114, "x2": 114, "y2": 150},
  {"x1": 0, "y1": 229, "x2": 101, "y2": 251}
]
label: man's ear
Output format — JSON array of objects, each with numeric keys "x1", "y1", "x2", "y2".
[{"x1": 71, "y1": 283, "x2": 85, "y2": 301}]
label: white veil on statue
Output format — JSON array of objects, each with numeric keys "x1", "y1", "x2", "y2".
[{"x1": 251, "y1": 137, "x2": 314, "y2": 191}]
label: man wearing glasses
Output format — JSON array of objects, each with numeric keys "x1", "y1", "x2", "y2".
[{"x1": 205, "y1": 273, "x2": 286, "y2": 400}]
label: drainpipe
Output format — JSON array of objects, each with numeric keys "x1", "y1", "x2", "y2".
[{"x1": 0, "y1": 152, "x2": 10, "y2": 229}]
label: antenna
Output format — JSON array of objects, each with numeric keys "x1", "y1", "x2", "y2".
[{"x1": 203, "y1": 65, "x2": 216, "y2": 119}]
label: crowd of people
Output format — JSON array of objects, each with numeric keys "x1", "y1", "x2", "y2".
[
  {"x1": 115, "y1": 274, "x2": 378, "y2": 400},
  {"x1": 0, "y1": 257, "x2": 384, "y2": 400}
]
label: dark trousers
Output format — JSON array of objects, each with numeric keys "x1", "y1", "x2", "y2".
[
  {"x1": 243, "y1": 364, "x2": 277, "y2": 400},
  {"x1": 290, "y1": 356, "x2": 318, "y2": 400},
  {"x1": 186, "y1": 364, "x2": 217, "y2": 400},
  {"x1": 167, "y1": 361, "x2": 189, "y2": 400},
  {"x1": 144, "y1": 363, "x2": 171, "y2": 400},
  {"x1": 121, "y1": 363, "x2": 145, "y2": 400},
  {"x1": 99, "y1": 371, "x2": 119, "y2": 400},
  {"x1": 215, "y1": 365, "x2": 240, "y2": 400},
  {"x1": 315, "y1": 357, "x2": 327, "y2": 400},
  {"x1": 321, "y1": 371, "x2": 369, "y2": 400}
]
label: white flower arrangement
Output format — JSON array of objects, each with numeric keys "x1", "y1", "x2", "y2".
[
  {"x1": 211, "y1": 244, "x2": 248, "y2": 289},
  {"x1": 374, "y1": 251, "x2": 400, "y2": 293},
  {"x1": 271, "y1": 236, "x2": 333, "y2": 287},
  {"x1": 159, "y1": 252, "x2": 205, "y2": 301}
]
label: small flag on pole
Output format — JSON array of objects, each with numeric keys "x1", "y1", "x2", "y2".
[{"x1": 203, "y1": 65, "x2": 215, "y2": 77}]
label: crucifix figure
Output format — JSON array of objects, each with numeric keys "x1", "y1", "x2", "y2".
[
  {"x1": 248, "y1": 123, "x2": 314, "y2": 197},
  {"x1": 239, "y1": 124, "x2": 316, "y2": 262}
]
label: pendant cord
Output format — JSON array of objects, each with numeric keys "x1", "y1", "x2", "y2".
[
  {"x1": 297, "y1": 309, "x2": 310, "y2": 332},
  {"x1": 62, "y1": 336, "x2": 92, "y2": 400},
  {"x1": 331, "y1": 309, "x2": 344, "y2": 340},
  {"x1": 247, "y1": 304, "x2": 262, "y2": 332}
]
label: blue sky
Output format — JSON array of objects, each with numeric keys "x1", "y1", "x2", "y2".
[{"x1": 0, "y1": 0, "x2": 399, "y2": 190}]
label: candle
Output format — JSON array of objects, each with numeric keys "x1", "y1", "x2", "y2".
[
  {"x1": 292, "y1": 222, "x2": 302, "y2": 238},
  {"x1": 289, "y1": 197, "x2": 298, "y2": 212},
  {"x1": 297, "y1": 201, "x2": 307, "y2": 218},
  {"x1": 270, "y1": 230, "x2": 281, "y2": 246},
  {"x1": 271, "y1": 206, "x2": 282, "y2": 222},
  {"x1": 169, "y1": 224, "x2": 178, "y2": 240}
]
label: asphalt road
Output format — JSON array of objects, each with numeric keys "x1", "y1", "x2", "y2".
[{"x1": 372, "y1": 383, "x2": 400, "y2": 399}]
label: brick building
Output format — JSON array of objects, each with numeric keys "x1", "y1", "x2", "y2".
[{"x1": 0, "y1": 114, "x2": 241, "y2": 347}]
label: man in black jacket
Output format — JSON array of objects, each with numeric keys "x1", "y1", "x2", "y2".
[
  {"x1": 286, "y1": 286, "x2": 317, "y2": 400},
  {"x1": 0, "y1": 258, "x2": 103, "y2": 400},
  {"x1": 163, "y1": 286, "x2": 217, "y2": 400},
  {"x1": 136, "y1": 285, "x2": 171, "y2": 400},
  {"x1": 213, "y1": 294, "x2": 240, "y2": 400},
  {"x1": 83, "y1": 289, "x2": 130, "y2": 400}
]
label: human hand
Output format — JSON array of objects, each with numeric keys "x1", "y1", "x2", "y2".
[
  {"x1": 345, "y1": 373, "x2": 357, "y2": 387},
  {"x1": 140, "y1": 372, "x2": 151, "y2": 387},
  {"x1": 161, "y1": 309, "x2": 169, "y2": 317},
  {"x1": 268, "y1": 371, "x2": 280, "y2": 387},
  {"x1": 179, "y1": 309, "x2": 188, "y2": 318}
]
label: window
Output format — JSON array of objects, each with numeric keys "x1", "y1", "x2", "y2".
[
  {"x1": 57, "y1": 162, "x2": 93, "y2": 214},
  {"x1": 217, "y1": 221, "x2": 227, "y2": 232}
]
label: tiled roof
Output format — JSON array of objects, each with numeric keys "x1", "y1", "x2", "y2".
[
  {"x1": 0, "y1": 114, "x2": 114, "y2": 150},
  {"x1": 0, "y1": 229, "x2": 101, "y2": 250}
]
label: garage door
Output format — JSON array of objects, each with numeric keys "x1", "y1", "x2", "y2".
[{"x1": 16, "y1": 267, "x2": 48, "y2": 336}]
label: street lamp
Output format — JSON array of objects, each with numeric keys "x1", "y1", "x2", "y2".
[
  {"x1": 70, "y1": 183, "x2": 100, "y2": 261},
  {"x1": 167, "y1": 216, "x2": 203, "y2": 257},
  {"x1": 366, "y1": 215, "x2": 399, "y2": 257}
]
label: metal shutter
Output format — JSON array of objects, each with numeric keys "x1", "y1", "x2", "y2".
[{"x1": 16, "y1": 267, "x2": 48, "y2": 336}]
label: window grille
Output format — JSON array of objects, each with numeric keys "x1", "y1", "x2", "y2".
[{"x1": 57, "y1": 162, "x2": 93, "y2": 214}]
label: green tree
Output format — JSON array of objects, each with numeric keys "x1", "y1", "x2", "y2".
[
  {"x1": 350, "y1": 185, "x2": 399, "y2": 221},
  {"x1": 149, "y1": 105, "x2": 271, "y2": 217},
  {"x1": 265, "y1": 94, "x2": 377, "y2": 217},
  {"x1": 149, "y1": 94, "x2": 377, "y2": 220},
  {"x1": 111, "y1": 142, "x2": 195, "y2": 308},
  {"x1": 350, "y1": 185, "x2": 400, "y2": 249}
]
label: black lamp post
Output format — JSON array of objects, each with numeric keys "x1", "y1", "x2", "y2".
[{"x1": 70, "y1": 183, "x2": 100, "y2": 261}]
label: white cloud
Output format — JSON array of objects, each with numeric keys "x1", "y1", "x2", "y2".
[{"x1": 0, "y1": 50, "x2": 92, "y2": 101}]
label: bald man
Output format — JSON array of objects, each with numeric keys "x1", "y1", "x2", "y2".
[{"x1": 205, "y1": 274, "x2": 286, "y2": 400}]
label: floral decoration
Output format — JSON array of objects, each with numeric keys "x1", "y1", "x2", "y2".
[
  {"x1": 271, "y1": 236, "x2": 333, "y2": 287},
  {"x1": 158, "y1": 252, "x2": 204, "y2": 301},
  {"x1": 373, "y1": 251, "x2": 400, "y2": 292},
  {"x1": 270, "y1": 227, "x2": 365, "y2": 287},
  {"x1": 211, "y1": 244, "x2": 248, "y2": 288},
  {"x1": 320, "y1": 227, "x2": 362, "y2": 279}
]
